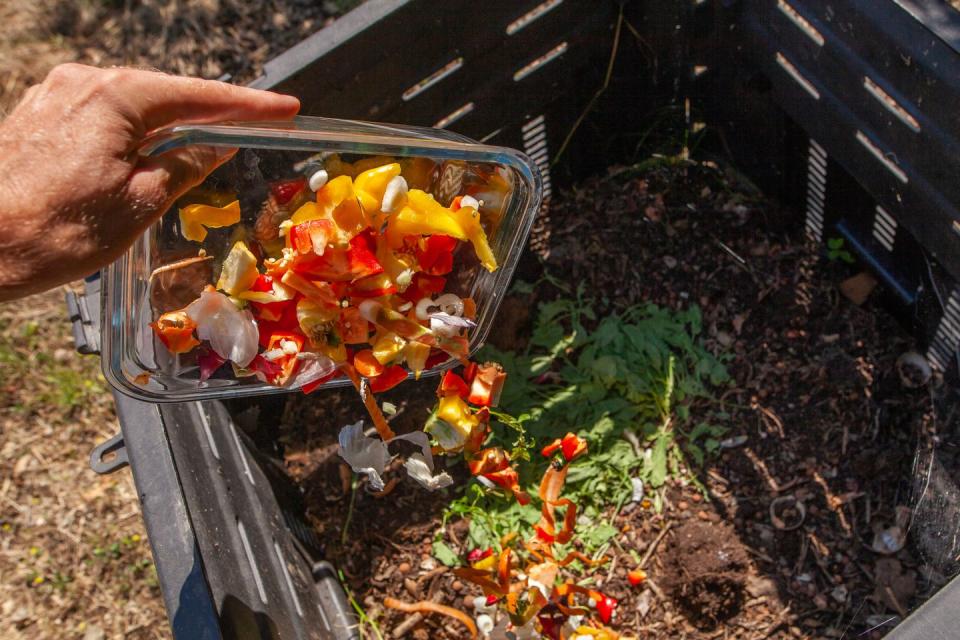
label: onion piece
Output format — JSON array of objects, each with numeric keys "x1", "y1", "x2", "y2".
[
  {"x1": 358, "y1": 299, "x2": 382, "y2": 323},
  {"x1": 435, "y1": 293, "x2": 464, "y2": 316},
  {"x1": 404, "y1": 453, "x2": 454, "y2": 491},
  {"x1": 186, "y1": 289, "x2": 258, "y2": 367},
  {"x1": 415, "y1": 297, "x2": 435, "y2": 321},
  {"x1": 380, "y1": 175, "x2": 408, "y2": 213},
  {"x1": 337, "y1": 421, "x2": 391, "y2": 491},
  {"x1": 289, "y1": 352, "x2": 337, "y2": 388}
]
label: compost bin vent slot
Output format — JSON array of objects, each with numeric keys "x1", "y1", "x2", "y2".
[
  {"x1": 523, "y1": 114, "x2": 552, "y2": 259},
  {"x1": 196, "y1": 402, "x2": 220, "y2": 461},
  {"x1": 274, "y1": 540, "x2": 304, "y2": 618},
  {"x1": 513, "y1": 41, "x2": 568, "y2": 82},
  {"x1": 863, "y1": 76, "x2": 921, "y2": 133},
  {"x1": 434, "y1": 102, "x2": 475, "y2": 129},
  {"x1": 402, "y1": 57, "x2": 464, "y2": 102},
  {"x1": 928, "y1": 287, "x2": 960, "y2": 371},
  {"x1": 855, "y1": 130, "x2": 909, "y2": 184},
  {"x1": 230, "y1": 421, "x2": 256, "y2": 486},
  {"x1": 777, "y1": 0, "x2": 824, "y2": 46},
  {"x1": 237, "y1": 519, "x2": 268, "y2": 605},
  {"x1": 873, "y1": 206, "x2": 898, "y2": 252},
  {"x1": 805, "y1": 139, "x2": 827, "y2": 241},
  {"x1": 775, "y1": 51, "x2": 820, "y2": 100},
  {"x1": 506, "y1": 0, "x2": 564, "y2": 36}
]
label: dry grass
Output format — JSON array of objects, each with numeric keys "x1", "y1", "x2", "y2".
[
  {"x1": 0, "y1": 0, "x2": 356, "y2": 114},
  {"x1": 0, "y1": 288, "x2": 167, "y2": 639},
  {"x1": 0, "y1": 1, "x2": 359, "y2": 635}
]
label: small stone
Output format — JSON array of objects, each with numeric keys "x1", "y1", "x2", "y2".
[
  {"x1": 420, "y1": 557, "x2": 437, "y2": 571},
  {"x1": 716, "y1": 331, "x2": 734, "y2": 348},
  {"x1": 677, "y1": 501, "x2": 689, "y2": 510},
  {"x1": 830, "y1": 585, "x2": 848, "y2": 603},
  {"x1": 696, "y1": 510, "x2": 710, "y2": 521},
  {"x1": 404, "y1": 577, "x2": 418, "y2": 597},
  {"x1": 53, "y1": 348, "x2": 72, "y2": 363},
  {"x1": 452, "y1": 580, "x2": 464, "y2": 592},
  {"x1": 397, "y1": 561, "x2": 412, "y2": 574},
  {"x1": 746, "y1": 576, "x2": 779, "y2": 598},
  {"x1": 83, "y1": 625, "x2": 106, "y2": 640},
  {"x1": 691, "y1": 493, "x2": 702, "y2": 503},
  {"x1": 663, "y1": 256, "x2": 678, "y2": 269}
]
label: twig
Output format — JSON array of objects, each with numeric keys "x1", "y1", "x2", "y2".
[
  {"x1": 639, "y1": 523, "x2": 672, "y2": 570},
  {"x1": 552, "y1": 6, "x2": 623, "y2": 165},
  {"x1": 390, "y1": 591, "x2": 451, "y2": 639},
  {"x1": 743, "y1": 447, "x2": 780, "y2": 493}
]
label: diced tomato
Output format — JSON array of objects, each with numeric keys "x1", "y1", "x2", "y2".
[
  {"x1": 339, "y1": 306, "x2": 370, "y2": 344},
  {"x1": 400, "y1": 273, "x2": 447, "y2": 302},
  {"x1": 368, "y1": 365, "x2": 407, "y2": 392},
  {"x1": 353, "y1": 349, "x2": 384, "y2": 378},
  {"x1": 257, "y1": 301, "x2": 301, "y2": 347},
  {"x1": 462, "y1": 362, "x2": 478, "y2": 384},
  {"x1": 270, "y1": 177, "x2": 307, "y2": 205},
  {"x1": 250, "y1": 299, "x2": 288, "y2": 322},
  {"x1": 439, "y1": 371, "x2": 470, "y2": 399}
]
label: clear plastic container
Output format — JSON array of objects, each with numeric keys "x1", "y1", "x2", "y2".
[{"x1": 101, "y1": 116, "x2": 541, "y2": 402}]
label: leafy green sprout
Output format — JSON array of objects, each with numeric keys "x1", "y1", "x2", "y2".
[
  {"x1": 826, "y1": 237, "x2": 856, "y2": 264},
  {"x1": 440, "y1": 290, "x2": 732, "y2": 557}
]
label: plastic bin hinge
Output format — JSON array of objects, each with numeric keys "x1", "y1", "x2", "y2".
[
  {"x1": 89, "y1": 432, "x2": 129, "y2": 475},
  {"x1": 64, "y1": 276, "x2": 101, "y2": 355}
]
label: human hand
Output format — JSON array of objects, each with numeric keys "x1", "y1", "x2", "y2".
[{"x1": 0, "y1": 64, "x2": 300, "y2": 301}]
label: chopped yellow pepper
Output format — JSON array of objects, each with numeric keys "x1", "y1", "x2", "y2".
[
  {"x1": 403, "y1": 341, "x2": 431, "y2": 379},
  {"x1": 354, "y1": 163, "x2": 401, "y2": 215},
  {"x1": 216, "y1": 240, "x2": 259, "y2": 296},
  {"x1": 179, "y1": 200, "x2": 241, "y2": 243},
  {"x1": 371, "y1": 331, "x2": 405, "y2": 365},
  {"x1": 388, "y1": 190, "x2": 498, "y2": 272},
  {"x1": 290, "y1": 175, "x2": 366, "y2": 245}
]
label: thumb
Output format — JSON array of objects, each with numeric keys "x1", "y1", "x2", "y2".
[{"x1": 125, "y1": 145, "x2": 237, "y2": 227}]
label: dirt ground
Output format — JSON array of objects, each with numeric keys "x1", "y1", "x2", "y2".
[
  {"x1": 0, "y1": 289, "x2": 166, "y2": 640},
  {"x1": 0, "y1": 1, "x2": 351, "y2": 638},
  {"x1": 275, "y1": 160, "x2": 957, "y2": 639}
]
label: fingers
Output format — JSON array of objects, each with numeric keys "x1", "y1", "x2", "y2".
[
  {"x1": 121, "y1": 70, "x2": 301, "y2": 131},
  {"x1": 125, "y1": 145, "x2": 237, "y2": 228}
]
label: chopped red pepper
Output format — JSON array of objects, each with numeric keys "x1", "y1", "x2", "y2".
[
  {"x1": 353, "y1": 349, "x2": 384, "y2": 378},
  {"x1": 270, "y1": 177, "x2": 307, "y2": 205},
  {"x1": 541, "y1": 433, "x2": 589, "y2": 463},
  {"x1": 349, "y1": 272, "x2": 397, "y2": 298},
  {"x1": 467, "y1": 362, "x2": 506, "y2": 407},
  {"x1": 339, "y1": 306, "x2": 370, "y2": 345},
  {"x1": 417, "y1": 234, "x2": 457, "y2": 275},
  {"x1": 482, "y1": 467, "x2": 530, "y2": 505},
  {"x1": 439, "y1": 370, "x2": 470, "y2": 400},
  {"x1": 595, "y1": 594, "x2": 618, "y2": 624},
  {"x1": 249, "y1": 354, "x2": 284, "y2": 383},
  {"x1": 485, "y1": 594, "x2": 499, "y2": 606},
  {"x1": 400, "y1": 273, "x2": 446, "y2": 302},
  {"x1": 466, "y1": 548, "x2": 494, "y2": 564},
  {"x1": 468, "y1": 447, "x2": 509, "y2": 476},
  {"x1": 368, "y1": 365, "x2": 407, "y2": 392},
  {"x1": 150, "y1": 310, "x2": 199, "y2": 354},
  {"x1": 627, "y1": 568, "x2": 647, "y2": 587},
  {"x1": 288, "y1": 219, "x2": 334, "y2": 255}
]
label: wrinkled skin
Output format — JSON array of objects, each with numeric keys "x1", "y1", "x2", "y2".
[{"x1": 0, "y1": 63, "x2": 300, "y2": 301}]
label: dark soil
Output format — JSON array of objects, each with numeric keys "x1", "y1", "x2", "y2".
[
  {"x1": 662, "y1": 521, "x2": 750, "y2": 629},
  {"x1": 272, "y1": 159, "x2": 960, "y2": 639}
]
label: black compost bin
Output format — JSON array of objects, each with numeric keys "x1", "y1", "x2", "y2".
[{"x1": 67, "y1": 0, "x2": 960, "y2": 638}]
